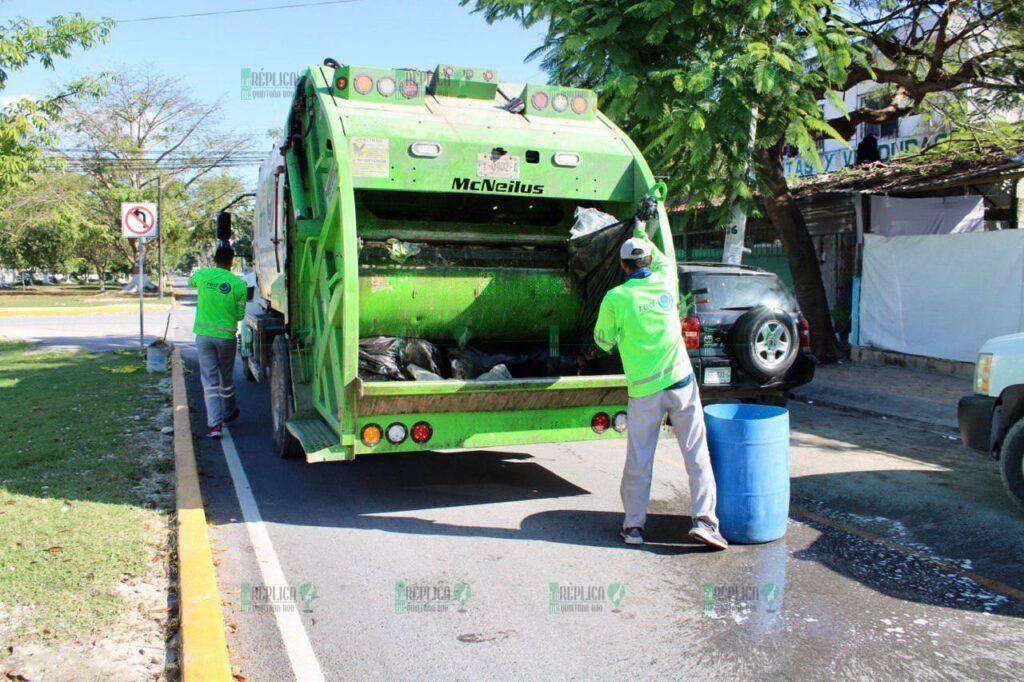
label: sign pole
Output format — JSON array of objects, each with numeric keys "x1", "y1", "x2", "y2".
[
  {"x1": 157, "y1": 177, "x2": 164, "y2": 300},
  {"x1": 139, "y1": 240, "x2": 145, "y2": 352}
]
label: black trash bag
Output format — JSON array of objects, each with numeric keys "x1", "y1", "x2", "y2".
[
  {"x1": 400, "y1": 338, "x2": 443, "y2": 378},
  {"x1": 358, "y1": 337, "x2": 404, "y2": 380},
  {"x1": 568, "y1": 212, "x2": 633, "y2": 334},
  {"x1": 568, "y1": 198, "x2": 659, "y2": 336},
  {"x1": 445, "y1": 344, "x2": 550, "y2": 380}
]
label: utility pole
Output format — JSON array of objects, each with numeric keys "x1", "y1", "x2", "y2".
[
  {"x1": 157, "y1": 176, "x2": 164, "y2": 300},
  {"x1": 723, "y1": 106, "x2": 759, "y2": 265}
]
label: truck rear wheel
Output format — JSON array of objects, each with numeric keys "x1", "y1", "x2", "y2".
[
  {"x1": 999, "y1": 419, "x2": 1024, "y2": 513},
  {"x1": 270, "y1": 335, "x2": 303, "y2": 459}
]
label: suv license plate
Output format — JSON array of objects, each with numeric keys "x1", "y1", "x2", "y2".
[{"x1": 703, "y1": 367, "x2": 731, "y2": 385}]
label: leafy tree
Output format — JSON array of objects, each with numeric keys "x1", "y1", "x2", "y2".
[
  {"x1": 467, "y1": 0, "x2": 1024, "y2": 360},
  {"x1": 58, "y1": 70, "x2": 251, "y2": 287},
  {"x1": 0, "y1": 172, "x2": 85, "y2": 277},
  {"x1": 0, "y1": 13, "x2": 111, "y2": 194}
]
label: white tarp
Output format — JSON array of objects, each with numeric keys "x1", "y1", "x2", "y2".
[
  {"x1": 870, "y1": 195, "x2": 985, "y2": 236},
  {"x1": 860, "y1": 231, "x2": 1024, "y2": 362}
]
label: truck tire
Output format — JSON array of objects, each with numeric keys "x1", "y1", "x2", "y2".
[
  {"x1": 731, "y1": 307, "x2": 798, "y2": 382},
  {"x1": 270, "y1": 335, "x2": 303, "y2": 459},
  {"x1": 999, "y1": 419, "x2": 1024, "y2": 513}
]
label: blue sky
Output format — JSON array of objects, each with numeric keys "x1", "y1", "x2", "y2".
[{"x1": 5, "y1": 0, "x2": 549, "y2": 174}]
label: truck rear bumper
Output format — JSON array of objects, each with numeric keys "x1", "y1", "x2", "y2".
[{"x1": 344, "y1": 403, "x2": 628, "y2": 458}]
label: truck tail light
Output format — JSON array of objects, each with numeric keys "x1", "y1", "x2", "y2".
[
  {"x1": 975, "y1": 353, "x2": 992, "y2": 394},
  {"x1": 571, "y1": 95, "x2": 589, "y2": 114},
  {"x1": 552, "y1": 93, "x2": 569, "y2": 112},
  {"x1": 361, "y1": 424, "x2": 382, "y2": 447},
  {"x1": 682, "y1": 316, "x2": 701, "y2": 349},
  {"x1": 612, "y1": 411, "x2": 628, "y2": 433},
  {"x1": 798, "y1": 316, "x2": 811, "y2": 350},
  {"x1": 385, "y1": 423, "x2": 407, "y2": 445},
  {"x1": 401, "y1": 79, "x2": 420, "y2": 99},
  {"x1": 591, "y1": 412, "x2": 610, "y2": 434},
  {"x1": 353, "y1": 74, "x2": 374, "y2": 95},
  {"x1": 411, "y1": 421, "x2": 433, "y2": 444},
  {"x1": 530, "y1": 91, "x2": 549, "y2": 110},
  {"x1": 376, "y1": 77, "x2": 396, "y2": 97}
]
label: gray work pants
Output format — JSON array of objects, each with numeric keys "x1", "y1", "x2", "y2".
[
  {"x1": 196, "y1": 334, "x2": 238, "y2": 427},
  {"x1": 620, "y1": 378, "x2": 719, "y2": 531}
]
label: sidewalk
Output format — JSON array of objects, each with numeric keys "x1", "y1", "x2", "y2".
[{"x1": 792, "y1": 360, "x2": 971, "y2": 429}]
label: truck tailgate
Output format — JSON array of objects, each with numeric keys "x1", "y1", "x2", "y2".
[{"x1": 359, "y1": 374, "x2": 628, "y2": 416}]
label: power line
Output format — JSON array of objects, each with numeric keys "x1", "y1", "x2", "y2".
[{"x1": 116, "y1": 0, "x2": 369, "y2": 24}]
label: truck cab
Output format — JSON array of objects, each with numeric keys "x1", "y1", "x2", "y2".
[
  {"x1": 958, "y1": 333, "x2": 1024, "y2": 511},
  {"x1": 239, "y1": 61, "x2": 675, "y2": 462}
]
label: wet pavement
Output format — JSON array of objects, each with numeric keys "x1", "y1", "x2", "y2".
[{"x1": 178, "y1": 315, "x2": 1024, "y2": 679}]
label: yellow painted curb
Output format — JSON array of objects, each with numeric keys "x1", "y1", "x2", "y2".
[
  {"x1": 173, "y1": 348, "x2": 233, "y2": 681},
  {"x1": 0, "y1": 303, "x2": 172, "y2": 317}
]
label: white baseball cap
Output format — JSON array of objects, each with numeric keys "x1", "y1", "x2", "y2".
[{"x1": 619, "y1": 238, "x2": 651, "y2": 261}]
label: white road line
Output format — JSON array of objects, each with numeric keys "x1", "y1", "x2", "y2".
[{"x1": 221, "y1": 426, "x2": 326, "y2": 682}]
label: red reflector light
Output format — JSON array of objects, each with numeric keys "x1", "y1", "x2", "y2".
[
  {"x1": 401, "y1": 79, "x2": 420, "y2": 99},
  {"x1": 334, "y1": 76, "x2": 348, "y2": 90},
  {"x1": 591, "y1": 412, "x2": 611, "y2": 434},
  {"x1": 411, "y1": 421, "x2": 433, "y2": 444},
  {"x1": 531, "y1": 91, "x2": 549, "y2": 110},
  {"x1": 682, "y1": 316, "x2": 701, "y2": 349},
  {"x1": 798, "y1": 316, "x2": 811, "y2": 350}
]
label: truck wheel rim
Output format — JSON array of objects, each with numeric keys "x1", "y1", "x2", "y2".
[{"x1": 754, "y1": 321, "x2": 791, "y2": 367}]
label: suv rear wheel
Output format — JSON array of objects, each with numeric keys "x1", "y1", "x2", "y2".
[{"x1": 731, "y1": 306, "x2": 799, "y2": 382}]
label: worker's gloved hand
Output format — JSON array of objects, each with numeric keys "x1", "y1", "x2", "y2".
[
  {"x1": 581, "y1": 344, "x2": 603, "y2": 360},
  {"x1": 636, "y1": 196, "x2": 659, "y2": 222}
]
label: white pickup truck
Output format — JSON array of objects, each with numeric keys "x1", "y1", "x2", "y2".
[{"x1": 958, "y1": 333, "x2": 1024, "y2": 511}]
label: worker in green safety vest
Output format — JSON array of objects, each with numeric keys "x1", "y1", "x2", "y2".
[
  {"x1": 594, "y1": 222, "x2": 727, "y2": 550},
  {"x1": 189, "y1": 245, "x2": 247, "y2": 439}
]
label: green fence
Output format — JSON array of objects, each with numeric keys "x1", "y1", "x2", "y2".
[{"x1": 674, "y1": 228, "x2": 793, "y2": 288}]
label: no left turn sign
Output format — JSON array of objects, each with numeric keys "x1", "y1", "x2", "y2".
[{"x1": 121, "y1": 202, "x2": 159, "y2": 238}]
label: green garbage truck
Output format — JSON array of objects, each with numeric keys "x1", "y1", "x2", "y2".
[{"x1": 237, "y1": 60, "x2": 676, "y2": 461}]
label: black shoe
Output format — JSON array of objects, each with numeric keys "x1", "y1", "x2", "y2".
[
  {"x1": 620, "y1": 527, "x2": 644, "y2": 545},
  {"x1": 225, "y1": 407, "x2": 241, "y2": 424}
]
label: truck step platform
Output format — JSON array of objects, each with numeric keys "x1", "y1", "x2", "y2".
[{"x1": 286, "y1": 413, "x2": 338, "y2": 454}]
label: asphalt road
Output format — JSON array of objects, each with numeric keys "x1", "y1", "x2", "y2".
[{"x1": 175, "y1": 294, "x2": 1024, "y2": 679}]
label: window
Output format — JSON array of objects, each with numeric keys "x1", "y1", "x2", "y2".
[{"x1": 858, "y1": 91, "x2": 900, "y2": 140}]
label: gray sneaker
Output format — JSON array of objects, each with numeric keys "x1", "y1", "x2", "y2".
[
  {"x1": 620, "y1": 527, "x2": 644, "y2": 545},
  {"x1": 689, "y1": 525, "x2": 728, "y2": 550}
]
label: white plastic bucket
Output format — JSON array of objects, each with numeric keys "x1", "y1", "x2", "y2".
[{"x1": 147, "y1": 340, "x2": 171, "y2": 373}]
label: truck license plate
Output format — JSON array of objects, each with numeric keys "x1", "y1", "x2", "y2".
[{"x1": 703, "y1": 367, "x2": 731, "y2": 385}]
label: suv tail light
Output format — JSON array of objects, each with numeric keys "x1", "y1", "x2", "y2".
[
  {"x1": 798, "y1": 316, "x2": 811, "y2": 350},
  {"x1": 682, "y1": 316, "x2": 701, "y2": 350}
]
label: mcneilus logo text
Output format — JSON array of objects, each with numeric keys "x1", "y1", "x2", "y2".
[{"x1": 451, "y1": 178, "x2": 544, "y2": 194}]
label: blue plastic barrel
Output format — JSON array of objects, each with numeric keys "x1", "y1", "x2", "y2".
[{"x1": 704, "y1": 404, "x2": 790, "y2": 544}]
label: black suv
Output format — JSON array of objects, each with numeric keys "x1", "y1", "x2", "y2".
[{"x1": 679, "y1": 263, "x2": 815, "y2": 406}]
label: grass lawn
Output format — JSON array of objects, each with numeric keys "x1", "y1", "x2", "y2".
[
  {"x1": 0, "y1": 286, "x2": 172, "y2": 310},
  {"x1": 0, "y1": 342, "x2": 171, "y2": 641}
]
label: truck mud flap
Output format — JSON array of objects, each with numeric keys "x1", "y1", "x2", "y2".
[{"x1": 358, "y1": 374, "x2": 629, "y2": 416}]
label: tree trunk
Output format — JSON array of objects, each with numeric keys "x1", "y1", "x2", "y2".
[
  {"x1": 756, "y1": 143, "x2": 840, "y2": 362},
  {"x1": 98, "y1": 269, "x2": 106, "y2": 292}
]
